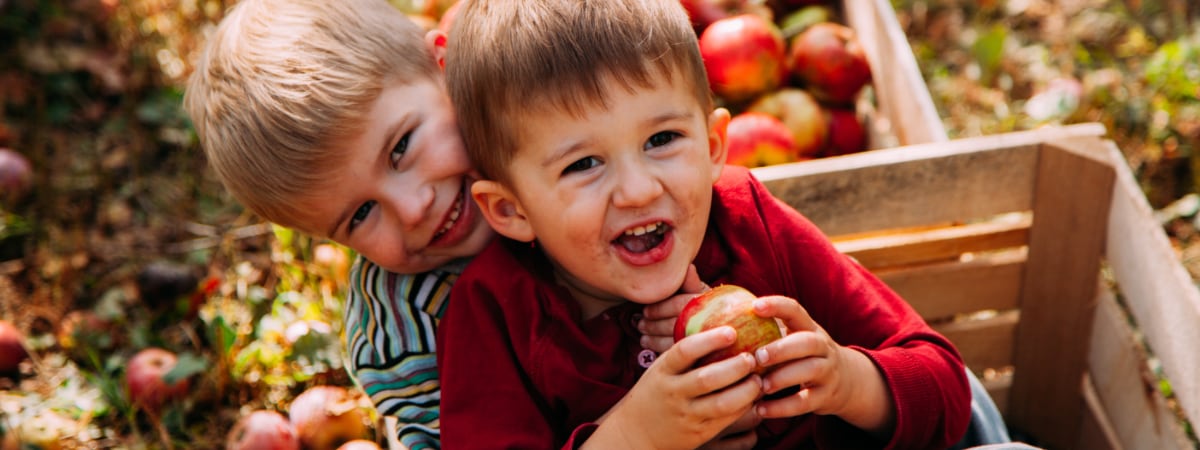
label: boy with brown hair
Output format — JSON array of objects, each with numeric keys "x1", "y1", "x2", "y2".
[
  {"x1": 183, "y1": 1, "x2": 497, "y2": 447},
  {"x1": 436, "y1": 0, "x2": 972, "y2": 448}
]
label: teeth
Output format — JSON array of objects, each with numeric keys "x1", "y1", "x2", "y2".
[
  {"x1": 434, "y1": 194, "x2": 464, "y2": 237},
  {"x1": 623, "y1": 221, "x2": 662, "y2": 236}
]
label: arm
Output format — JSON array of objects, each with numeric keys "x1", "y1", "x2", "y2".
[{"x1": 342, "y1": 257, "x2": 456, "y2": 449}]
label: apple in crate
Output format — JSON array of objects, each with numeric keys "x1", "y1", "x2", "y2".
[
  {"x1": 788, "y1": 22, "x2": 872, "y2": 105},
  {"x1": 699, "y1": 14, "x2": 787, "y2": 103},
  {"x1": 226, "y1": 410, "x2": 301, "y2": 450},
  {"x1": 747, "y1": 88, "x2": 827, "y2": 159},
  {"x1": 824, "y1": 107, "x2": 867, "y2": 156},
  {"x1": 673, "y1": 285, "x2": 783, "y2": 372},
  {"x1": 726, "y1": 112, "x2": 799, "y2": 168}
]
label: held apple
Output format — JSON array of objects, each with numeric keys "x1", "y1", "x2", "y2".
[
  {"x1": 788, "y1": 22, "x2": 872, "y2": 105},
  {"x1": 699, "y1": 14, "x2": 788, "y2": 103},
  {"x1": 726, "y1": 112, "x2": 799, "y2": 168},
  {"x1": 673, "y1": 285, "x2": 783, "y2": 372},
  {"x1": 125, "y1": 347, "x2": 191, "y2": 412},
  {"x1": 288, "y1": 385, "x2": 371, "y2": 450},
  {"x1": 226, "y1": 410, "x2": 301, "y2": 450}
]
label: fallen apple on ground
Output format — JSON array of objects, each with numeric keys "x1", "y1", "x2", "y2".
[
  {"x1": 0, "y1": 148, "x2": 32, "y2": 205},
  {"x1": 0, "y1": 320, "x2": 28, "y2": 375},
  {"x1": 288, "y1": 385, "x2": 371, "y2": 450},
  {"x1": 336, "y1": 440, "x2": 383, "y2": 450},
  {"x1": 673, "y1": 284, "x2": 784, "y2": 373},
  {"x1": 726, "y1": 112, "x2": 799, "y2": 168},
  {"x1": 125, "y1": 347, "x2": 190, "y2": 412},
  {"x1": 226, "y1": 410, "x2": 301, "y2": 450}
]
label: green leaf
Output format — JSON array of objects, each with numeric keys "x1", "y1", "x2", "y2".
[
  {"x1": 973, "y1": 25, "x2": 1007, "y2": 85},
  {"x1": 163, "y1": 352, "x2": 207, "y2": 385}
]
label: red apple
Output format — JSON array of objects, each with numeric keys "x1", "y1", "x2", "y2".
[
  {"x1": 788, "y1": 22, "x2": 872, "y2": 105},
  {"x1": 227, "y1": 410, "x2": 301, "y2": 450},
  {"x1": 288, "y1": 386, "x2": 370, "y2": 450},
  {"x1": 824, "y1": 107, "x2": 867, "y2": 156},
  {"x1": 726, "y1": 112, "x2": 798, "y2": 168},
  {"x1": 747, "y1": 88, "x2": 827, "y2": 159},
  {"x1": 0, "y1": 148, "x2": 32, "y2": 204},
  {"x1": 336, "y1": 440, "x2": 383, "y2": 450},
  {"x1": 0, "y1": 320, "x2": 28, "y2": 374},
  {"x1": 699, "y1": 14, "x2": 788, "y2": 104},
  {"x1": 673, "y1": 285, "x2": 783, "y2": 372},
  {"x1": 125, "y1": 347, "x2": 190, "y2": 412}
]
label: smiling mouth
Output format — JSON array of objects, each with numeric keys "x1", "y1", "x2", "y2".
[
  {"x1": 614, "y1": 221, "x2": 670, "y2": 253},
  {"x1": 431, "y1": 188, "x2": 465, "y2": 242}
]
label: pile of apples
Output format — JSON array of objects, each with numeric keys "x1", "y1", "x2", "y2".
[
  {"x1": 685, "y1": 0, "x2": 873, "y2": 167},
  {"x1": 226, "y1": 385, "x2": 377, "y2": 450}
]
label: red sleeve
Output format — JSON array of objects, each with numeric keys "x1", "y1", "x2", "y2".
[
  {"x1": 437, "y1": 253, "x2": 564, "y2": 449},
  {"x1": 740, "y1": 170, "x2": 971, "y2": 449}
]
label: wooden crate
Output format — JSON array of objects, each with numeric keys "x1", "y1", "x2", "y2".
[{"x1": 753, "y1": 123, "x2": 1199, "y2": 450}]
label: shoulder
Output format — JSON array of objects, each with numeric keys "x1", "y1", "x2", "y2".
[{"x1": 454, "y1": 238, "x2": 546, "y2": 307}]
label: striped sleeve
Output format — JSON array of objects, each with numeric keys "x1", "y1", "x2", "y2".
[{"x1": 343, "y1": 256, "x2": 463, "y2": 450}]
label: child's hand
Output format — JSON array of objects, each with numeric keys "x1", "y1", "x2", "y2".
[
  {"x1": 750, "y1": 296, "x2": 896, "y2": 435},
  {"x1": 697, "y1": 408, "x2": 760, "y2": 450},
  {"x1": 584, "y1": 326, "x2": 762, "y2": 450},
  {"x1": 639, "y1": 264, "x2": 709, "y2": 353}
]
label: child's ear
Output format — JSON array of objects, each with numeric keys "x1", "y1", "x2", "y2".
[
  {"x1": 424, "y1": 29, "x2": 448, "y2": 70},
  {"x1": 707, "y1": 107, "x2": 731, "y2": 181},
  {"x1": 471, "y1": 180, "x2": 535, "y2": 242}
]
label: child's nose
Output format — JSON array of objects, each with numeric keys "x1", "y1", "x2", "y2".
[
  {"x1": 612, "y1": 162, "x2": 663, "y2": 208},
  {"x1": 385, "y1": 183, "x2": 435, "y2": 228}
]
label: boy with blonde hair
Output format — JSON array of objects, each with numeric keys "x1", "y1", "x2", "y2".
[
  {"x1": 436, "y1": 0, "x2": 972, "y2": 448},
  {"x1": 183, "y1": 1, "x2": 497, "y2": 447}
]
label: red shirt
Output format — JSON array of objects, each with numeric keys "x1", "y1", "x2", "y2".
[{"x1": 438, "y1": 166, "x2": 970, "y2": 449}]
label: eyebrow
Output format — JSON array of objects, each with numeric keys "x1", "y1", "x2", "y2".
[
  {"x1": 538, "y1": 110, "x2": 695, "y2": 168},
  {"x1": 325, "y1": 118, "x2": 408, "y2": 238}
]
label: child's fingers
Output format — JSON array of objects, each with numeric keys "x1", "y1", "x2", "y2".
[
  {"x1": 752, "y1": 295, "x2": 818, "y2": 332},
  {"x1": 642, "y1": 294, "x2": 691, "y2": 320},
  {"x1": 754, "y1": 330, "x2": 829, "y2": 368},
  {"x1": 658, "y1": 326, "x2": 738, "y2": 374},
  {"x1": 679, "y1": 264, "x2": 710, "y2": 294},
  {"x1": 756, "y1": 384, "x2": 817, "y2": 419},
  {"x1": 638, "y1": 315, "x2": 677, "y2": 338},
  {"x1": 691, "y1": 373, "x2": 761, "y2": 419},
  {"x1": 640, "y1": 333, "x2": 675, "y2": 354}
]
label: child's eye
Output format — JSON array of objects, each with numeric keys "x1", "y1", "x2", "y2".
[
  {"x1": 645, "y1": 131, "x2": 681, "y2": 149},
  {"x1": 562, "y1": 157, "x2": 600, "y2": 175},
  {"x1": 390, "y1": 132, "x2": 412, "y2": 167},
  {"x1": 349, "y1": 200, "x2": 376, "y2": 231}
]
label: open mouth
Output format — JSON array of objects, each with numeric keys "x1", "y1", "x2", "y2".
[
  {"x1": 613, "y1": 221, "x2": 671, "y2": 253},
  {"x1": 430, "y1": 185, "x2": 465, "y2": 243}
]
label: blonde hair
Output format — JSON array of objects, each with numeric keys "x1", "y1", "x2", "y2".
[
  {"x1": 184, "y1": 0, "x2": 439, "y2": 232},
  {"x1": 445, "y1": 0, "x2": 712, "y2": 185}
]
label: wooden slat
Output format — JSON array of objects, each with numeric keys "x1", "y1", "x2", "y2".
[
  {"x1": 981, "y1": 372, "x2": 1012, "y2": 417},
  {"x1": 1007, "y1": 140, "x2": 1115, "y2": 450},
  {"x1": 834, "y1": 215, "x2": 1030, "y2": 269},
  {"x1": 752, "y1": 124, "x2": 1107, "y2": 237},
  {"x1": 933, "y1": 310, "x2": 1018, "y2": 372},
  {"x1": 876, "y1": 247, "x2": 1026, "y2": 321},
  {"x1": 1079, "y1": 373, "x2": 1123, "y2": 450},
  {"x1": 1098, "y1": 137, "x2": 1200, "y2": 432},
  {"x1": 842, "y1": 0, "x2": 947, "y2": 146},
  {"x1": 1089, "y1": 285, "x2": 1192, "y2": 450}
]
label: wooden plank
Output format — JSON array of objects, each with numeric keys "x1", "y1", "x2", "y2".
[
  {"x1": 1079, "y1": 373, "x2": 1123, "y2": 450},
  {"x1": 933, "y1": 310, "x2": 1017, "y2": 372},
  {"x1": 981, "y1": 372, "x2": 1012, "y2": 417},
  {"x1": 1098, "y1": 137, "x2": 1200, "y2": 432},
  {"x1": 875, "y1": 247, "x2": 1025, "y2": 321},
  {"x1": 842, "y1": 0, "x2": 947, "y2": 146},
  {"x1": 1089, "y1": 286, "x2": 1192, "y2": 450},
  {"x1": 752, "y1": 124, "x2": 1107, "y2": 237},
  {"x1": 1007, "y1": 140, "x2": 1115, "y2": 450},
  {"x1": 834, "y1": 215, "x2": 1030, "y2": 269}
]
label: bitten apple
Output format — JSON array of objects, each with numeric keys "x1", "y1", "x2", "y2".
[
  {"x1": 726, "y1": 112, "x2": 799, "y2": 168},
  {"x1": 288, "y1": 385, "x2": 370, "y2": 450},
  {"x1": 699, "y1": 14, "x2": 787, "y2": 103},
  {"x1": 747, "y1": 88, "x2": 827, "y2": 159},
  {"x1": 125, "y1": 347, "x2": 191, "y2": 412},
  {"x1": 226, "y1": 410, "x2": 301, "y2": 450},
  {"x1": 788, "y1": 22, "x2": 872, "y2": 105},
  {"x1": 673, "y1": 285, "x2": 783, "y2": 372}
]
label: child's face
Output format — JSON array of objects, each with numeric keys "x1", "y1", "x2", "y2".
[
  {"x1": 476, "y1": 69, "x2": 728, "y2": 309},
  {"x1": 301, "y1": 77, "x2": 495, "y2": 274}
]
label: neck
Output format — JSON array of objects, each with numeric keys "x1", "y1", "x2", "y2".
[{"x1": 551, "y1": 265, "x2": 625, "y2": 321}]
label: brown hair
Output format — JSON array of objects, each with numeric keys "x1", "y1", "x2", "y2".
[
  {"x1": 183, "y1": 0, "x2": 440, "y2": 232},
  {"x1": 445, "y1": 0, "x2": 712, "y2": 185}
]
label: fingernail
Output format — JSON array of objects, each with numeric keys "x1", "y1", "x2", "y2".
[
  {"x1": 757, "y1": 405, "x2": 767, "y2": 417},
  {"x1": 753, "y1": 299, "x2": 768, "y2": 312},
  {"x1": 720, "y1": 326, "x2": 736, "y2": 340},
  {"x1": 756, "y1": 347, "x2": 769, "y2": 364}
]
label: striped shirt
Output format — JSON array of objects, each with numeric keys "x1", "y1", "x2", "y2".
[{"x1": 343, "y1": 255, "x2": 467, "y2": 450}]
